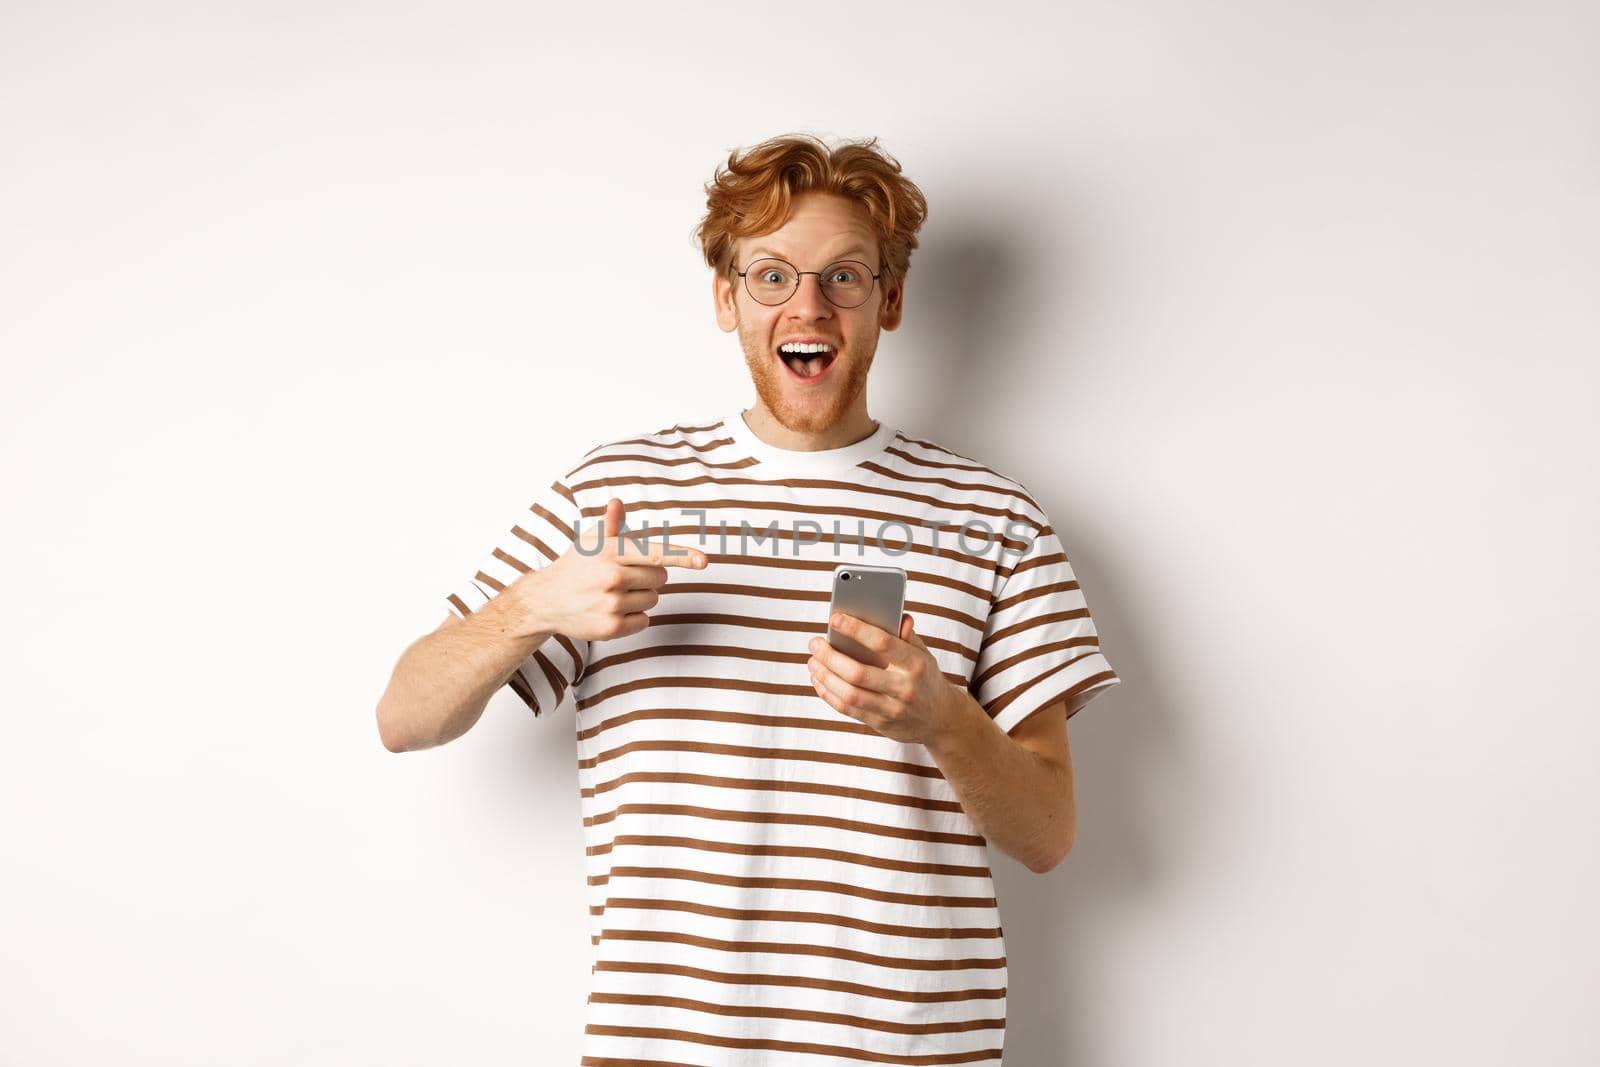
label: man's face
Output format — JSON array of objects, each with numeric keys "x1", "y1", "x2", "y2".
[{"x1": 713, "y1": 192, "x2": 904, "y2": 435}]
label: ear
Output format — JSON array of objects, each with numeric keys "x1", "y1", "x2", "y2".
[
  {"x1": 713, "y1": 270, "x2": 739, "y2": 333},
  {"x1": 878, "y1": 275, "x2": 905, "y2": 332}
]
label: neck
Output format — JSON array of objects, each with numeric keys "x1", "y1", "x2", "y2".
[{"x1": 740, "y1": 402, "x2": 878, "y2": 452}]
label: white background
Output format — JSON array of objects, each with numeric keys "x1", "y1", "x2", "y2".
[{"x1": 3, "y1": 2, "x2": 1597, "y2": 1064}]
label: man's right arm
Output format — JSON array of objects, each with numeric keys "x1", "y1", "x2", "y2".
[
  {"x1": 374, "y1": 577, "x2": 556, "y2": 753},
  {"x1": 376, "y1": 496, "x2": 706, "y2": 752}
]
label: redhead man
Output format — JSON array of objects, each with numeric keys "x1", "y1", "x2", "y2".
[{"x1": 376, "y1": 132, "x2": 1120, "y2": 1065}]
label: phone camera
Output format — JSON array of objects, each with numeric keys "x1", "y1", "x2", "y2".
[{"x1": 840, "y1": 572, "x2": 851, "y2": 581}]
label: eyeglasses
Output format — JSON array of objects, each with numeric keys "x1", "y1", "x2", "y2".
[{"x1": 733, "y1": 257, "x2": 882, "y2": 309}]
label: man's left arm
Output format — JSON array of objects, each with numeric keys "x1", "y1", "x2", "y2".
[
  {"x1": 923, "y1": 688, "x2": 1078, "y2": 874},
  {"x1": 806, "y1": 611, "x2": 1082, "y2": 874}
]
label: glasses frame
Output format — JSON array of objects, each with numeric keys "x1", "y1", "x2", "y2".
[{"x1": 733, "y1": 257, "x2": 883, "y2": 309}]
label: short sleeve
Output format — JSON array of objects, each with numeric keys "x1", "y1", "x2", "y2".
[
  {"x1": 971, "y1": 500, "x2": 1120, "y2": 735},
  {"x1": 445, "y1": 468, "x2": 590, "y2": 718}
]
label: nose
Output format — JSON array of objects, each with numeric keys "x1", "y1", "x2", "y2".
[{"x1": 787, "y1": 273, "x2": 834, "y2": 320}]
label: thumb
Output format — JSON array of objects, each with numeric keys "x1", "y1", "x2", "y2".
[{"x1": 602, "y1": 497, "x2": 625, "y2": 544}]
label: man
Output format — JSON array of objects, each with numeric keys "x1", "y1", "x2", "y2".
[{"x1": 375, "y1": 133, "x2": 1120, "y2": 1064}]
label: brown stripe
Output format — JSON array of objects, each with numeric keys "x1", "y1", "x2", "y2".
[
  {"x1": 569, "y1": 476, "x2": 1043, "y2": 537},
  {"x1": 583, "y1": 1022, "x2": 1003, "y2": 1064},
  {"x1": 891, "y1": 432, "x2": 1043, "y2": 515},
  {"x1": 581, "y1": 612, "x2": 975, "y2": 669},
  {"x1": 982, "y1": 653, "x2": 1114, "y2": 720},
  {"x1": 971, "y1": 637, "x2": 1102, "y2": 692},
  {"x1": 668, "y1": 419, "x2": 726, "y2": 434},
  {"x1": 620, "y1": 610, "x2": 823, "y2": 636},
  {"x1": 573, "y1": 496, "x2": 1039, "y2": 553},
  {"x1": 595, "y1": 521, "x2": 1019, "y2": 586},
  {"x1": 581, "y1": 737, "x2": 948, "y2": 781},
  {"x1": 491, "y1": 545, "x2": 533, "y2": 573},
  {"x1": 578, "y1": 421, "x2": 732, "y2": 455},
  {"x1": 996, "y1": 537, "x2": 1069, "y2": 581},
  {"x1": 993, "y1": 577, "x2": 1081, "y2": 615},
  {"x1": 498, "y1": 500, "x2": 574, "y2": 566},
  {"x1": 504, "y1": 670, "x2": 541, "y2": 716},
  {"x1": 1066, "y1": 680, "x2": 1115, "y2": 719},
  {"x1": 586, "y1": 991, "x2": 1004, "y2": 1035},
  {"x1": 982, "y1": 607, "x2": 1088, "y2": 646},
  {"x1": 592, "y1": 897, "x2": 1002, "y2": 940},
  {"x1": 589, "y1": 833, "x2": 991, "y2": 879},
  {"x1": 584, "y1": 639, "x2": 814, "y2": 675},
  {"x1": 576, "y1": 668, "x2": 978, "y2": 713},
  {"x1": 579, "y1": 706, "x2": 877, "y2": 743},
  {"x1": 529, "y1": 648, "x2": 568, "y2": 706},
  {"x1": 578, "y1": 673, "x2": 833, "y2": 712},
  {"x1": 589, "y1": 865, "x2": 996, "y2": 909},
  {"x1": 583, "y1": 639, "x2": 973, "y2": 689},
  {"x1": 893, "y1": 430, "x2": 987, "y2": 468},
  {"x1": 857, "y1": 459, "x2": 1031, "y2": 500},
  {"x1": 579, "y1": 447, "x2": 761, "y2": 473},
  {"x1": 663, "y1": 550, "x2": 992, "y2": 605},
  {"x1": 881, "y1": 442, "x2": 992, "y2": 475},
  {"x1": 584, "y1": 802, "x2": 986, "y2": 849},
  {"x1": 594, "y1": 929, "x2": 1003, "y2": 973},
  {"x1": 472, "y1": 568, "x2": 507, "y2": 593},
  {"x1": 646, "y1": 579, "x2": 985, "y2": 631},
  {"x1": 590, "y1": 962, "x2": 1004, "y2": 1004},
  {"x1": 588, "y1": 902, "x2": 1004, "y2": 940},
  {"x1": 590, "y1": 770, "x2": 966, "y2": 815},
  {"x1": 554, "y1": 632, "x2": 586, "y2": 678},
  {"x1": 592, "y1": 428, "x2": 732, "y2": 454},
  {"x1": 652, "y1": 579, "x2": 985, "y2": 630},
  {"x1": 573, "y1": 699, "x2": 952, "y2": 746},
  {"x1": 508, "y1": 508, "x2": 572, "y2": 559}
]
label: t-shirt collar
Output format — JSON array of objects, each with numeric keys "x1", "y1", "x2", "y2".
[{"x1": 724, "y1": 408, "x2": 894, "y2": 476}]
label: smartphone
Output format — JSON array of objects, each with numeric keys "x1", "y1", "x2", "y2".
[{"x1": 827, "y1": 564, "x2": 907, "y2": 667}]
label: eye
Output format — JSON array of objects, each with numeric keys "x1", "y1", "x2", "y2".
[
  {"x1": 760, "y1": 270, "x2": 786, "y2": 284},
  {"x1": 829, "y1": 268, "x2": 858, "y2": 283}
]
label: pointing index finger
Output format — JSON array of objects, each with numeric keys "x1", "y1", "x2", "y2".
[
  {"x1": 616, "y1": 536, "x2": 708, "y2": 569},
  {"x1": 651, "y1": 545, "x2": 708, "y2": 568}
]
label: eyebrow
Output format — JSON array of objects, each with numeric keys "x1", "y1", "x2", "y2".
[{"x1": 747, "y1": 244, "x2": 872, "y2": 263}]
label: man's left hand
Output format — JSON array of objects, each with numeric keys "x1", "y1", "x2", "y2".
[{"x1": 807, "y1": 612, "x2": 966, "y2": 745}]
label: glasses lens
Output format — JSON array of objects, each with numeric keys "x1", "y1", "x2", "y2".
[
  {"x1": 745, "y1": 258, "x2": 797, "y2": 305},
  {"x1": 820, "y1": 260, "x2": 874, "y2": 308}
]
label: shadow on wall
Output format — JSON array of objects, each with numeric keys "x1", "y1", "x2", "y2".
[
  {"x1": 899, "y1": 180, "x2": 1096, "y2": 444},
  {"x1": 910, "y1": 185, "x2": 1185, "y2": 1064}
]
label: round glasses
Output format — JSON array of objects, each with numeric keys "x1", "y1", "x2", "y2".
[{"x1": 733, "y1": 257, "x2": 882, "y2": 309}]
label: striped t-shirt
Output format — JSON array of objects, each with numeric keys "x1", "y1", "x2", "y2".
[{"x1": 446, "y1": 410, "x2": 1120, "y2": 1066}]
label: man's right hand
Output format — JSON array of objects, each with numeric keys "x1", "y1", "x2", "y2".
[{"x1": 500, "y1": 496, "x2": 708, "y2": 642}]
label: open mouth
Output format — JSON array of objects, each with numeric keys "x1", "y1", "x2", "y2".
[{"x1": 777, "y1": 345, "x2": 837, "y2": 382}]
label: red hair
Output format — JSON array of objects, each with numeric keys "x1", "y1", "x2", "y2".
[{"x1": 694, "y1": 133, "x2": 929, "y2": 290}]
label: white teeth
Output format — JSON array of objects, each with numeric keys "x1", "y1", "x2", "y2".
[{"x1": 779, "y1": 342, "x2": 834, "y2": 355}]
